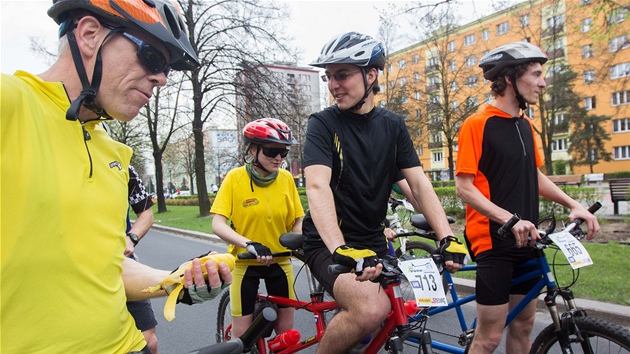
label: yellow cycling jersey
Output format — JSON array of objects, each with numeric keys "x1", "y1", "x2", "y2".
[
  {"x1": 210, "y1": 166, "x2": 305, "y2": 265},
  {"x1": 1, "y1": 71, "x2": 144, "y2": 353}
]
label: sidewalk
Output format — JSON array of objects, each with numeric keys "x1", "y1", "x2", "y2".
[{"x1": 152, "y1": 224, "x2": 630, "y2": 329}]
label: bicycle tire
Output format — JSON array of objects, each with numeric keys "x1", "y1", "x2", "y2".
[
  {"x1": 530, "y1": 316, "x2": 630, "y2": 354},
  {"x1": 395, "y1": 241, "x2": 449, "y2": 300}
]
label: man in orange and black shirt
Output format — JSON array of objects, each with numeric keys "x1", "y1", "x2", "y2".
[{"x1": 455, "y1": 42, "x2": 600, "y2": 354}]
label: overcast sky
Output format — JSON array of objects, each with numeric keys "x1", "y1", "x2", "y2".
[{"x1": 0, "y1": 0, "x2": 499, "y2": 75}]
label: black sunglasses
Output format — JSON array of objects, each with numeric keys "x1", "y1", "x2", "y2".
[
  {"x1": 321, "y1": 70, "x2": 361, "y2": 83},
  {"x1": 261, "y1": 147, "x2": 289, "y2": 158},
  {"x1": 120, "y1": 32, "x2": 170, "y2": 76}
]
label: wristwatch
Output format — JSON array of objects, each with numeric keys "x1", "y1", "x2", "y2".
[{"x1": 126, "y1": 232, "x2": 140, "y2": 246}]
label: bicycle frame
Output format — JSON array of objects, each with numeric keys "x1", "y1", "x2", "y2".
[{"x1": 406, "y1": 247, "x2": 577, "y2": 353}]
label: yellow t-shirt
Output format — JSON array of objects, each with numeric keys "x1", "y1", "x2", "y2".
[
  {"x1": 210, "y1": 166, "x2": 305, "y2": 265},
  {"x1": 1, "y1": 71, "x2": 144, "y2": 353}
]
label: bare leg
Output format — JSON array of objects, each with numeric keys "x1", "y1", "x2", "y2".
[
  {"x1": 315, "y1": 274, "x2": 390, "y2": 354},
  {"x1": 232, "y1": 314, "x2": 253, "y2": 339},
  {"x1": 468, "y1": 303, "x2": 508, "y2": 354},
  {"x1": 506, "y1": 295, "x2": 537, "y2": 354},
  {"x1": 274, "y1": 307, "x2": 295, "y2": 335},
  {"x1": 142, "y1": 327, "x2": 160, "y2": 354}
]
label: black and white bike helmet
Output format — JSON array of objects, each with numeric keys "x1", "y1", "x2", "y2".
[
  {"x1": 310, "y1": 32, "x2": 385, "y2": 70},
  {"x1": 479, "y1": 42, "x2": 548, "y2": 110},
  {"x1": 310, "y1": 32, "x2": 385, "y2": 112}
]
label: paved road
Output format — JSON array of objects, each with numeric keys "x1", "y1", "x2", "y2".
[{"x1": 136, "y1": 228, "x2": 557, "y2": 354}]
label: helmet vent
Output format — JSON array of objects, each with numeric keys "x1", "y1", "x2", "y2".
[
  {"x1": 142, "y1": 0, "x2": 156, "y2": 8},
  {"x1": 354, "y1": 50, "x2": 366, "y2": 58},
  {"x1": 163, "y1": 6, "x2": 181, "y2": 38}
]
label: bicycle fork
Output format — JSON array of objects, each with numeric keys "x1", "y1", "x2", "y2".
[{"x1": 544, "y1": 287, "x2": 589, "y2": 352}]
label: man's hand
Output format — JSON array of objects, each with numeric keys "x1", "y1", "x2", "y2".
[
  {"x1": 434, "y1": 236, "x2": 468, "y2": 273},
  {"x1": 569, "y1": 206, "x2": 600, "y2": 240},
  {"x1": 510, "y1": 219, "x2": 540, "y2": 248},
  {"x1": 124, "y1": 235, "x2": 135, "y2": 257},
  {"x1": 332, "y1": 245, "x2": 379, "y2": 278},
  {"x1": 168, "y1": 256, "x2": 233, "y2": 305},
  {"x1": 384, "y1": 227, "x2": 396, "y2": 241},
  {"x1": 245, "y1": 241, "x2": 273, "y2": 266}
]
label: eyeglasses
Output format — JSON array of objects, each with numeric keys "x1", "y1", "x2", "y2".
[
  {"x1": 262, "y1": 147, "x2": 289, "y2": 158},
  {"x1": 120, "y1": 32, "x2": 171, "y2": 76},
  {"x1": 321, "y1": 70, "x2": 361, "y2": 83}
]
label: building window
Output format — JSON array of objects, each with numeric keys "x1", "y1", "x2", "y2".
[
  {"x1": 415, "y1": 91, "x2": 421, "y2": 100},
  {"x1": 612, "y1": 90, "x2": 630, "y2": 106},
  {"x1": 414, "y1": 72, "x2": 420, "y2": 82},
  {"x1": 418, "y1": 147, "x2": 423, "y2": 155},
  {"x1": 611, "y1": 62, "x2": 630, "y2": 79},
  {"x1": 379, "y1": 84, "x2": 385, "y2": 92},
  {"x1": 482, "y1": 29, "x2": 490, "y2": 40},
  {"x1": 546, "y1": 15, "x2": 564, "y2": 28},
  {"x1": 380, "y1": 101, "x2": 386, "y2": 108},
  {"x1": 521, "y1": 14, "x2": 530, "y2": 27},
  {"x1": 585, "y1": 96, "x2": 596, "y2": 110},
  {"x1": 416, "y1": 109, "x2": 422, "y2": 118},
  {"x1": 398, "y1": 77, "x2": 407, "y2": 87},
  {"x1": 554, "y1": 113, "x2": 567, "y2": 125},
  {"x1": 452, "y1": 101, "x2": 458, "y2": 110},
  {"x1": 466, "y1": 75, "x2": 478, "y2": 87},
  {"x1": 467, "y1": 96, "x2": 478, "y2": 107},
  {"x1": 464, "y1": 34, "x2": 476, "y2": 46},
  {"x1": 614, "y1": 146, "x2": 630, "y2": 160},
  {"x1": 448, "y1": 41, "x2": 456, "y2": 52},
  {"x1": 398, "y1": 59, "x2": 406, "y2": 69},
  {"x1": 388, "y1": 63, "x2": 393, "y2": 72},
  {"x1": 525, "y1": 106, "x2": 535, "y2": 118},
  {"x1": 485, "y1": 94, "x2": 492, "y2": 104},
  {"x1": 433, "y1": 152, "x2": 443, "y2": 162},
  {"x1": 450, "y1": 81, "x2": 458, "y2": 92},
  {"x1": 584, "y1": 70, "x2": 595, "y2": 84},
  {"x1": 402, "y1": 95, "x2": 408, "y2": 104},
  {"x1": 610, "y1": 35, "x2": 629, "y2": 52},
  {"x1": 613, "y1": 118, "x2": 630, "y2": 132},
  {"x1": 413, "y1": 54, "x2": 419, "y2": 64},
  {"x1": 580, "y1": 0, "x2": 591, "y2": 5},
  {"x1": 465, "y1": 55, "x2": 477, "y2": 66},
  {"x1": 497, "y1": 21, "x2": 510, "y2": 35},
  {"x1": 389, "y1": 80, "x2": 395, "y2": 89},
  {"x1": 432, "y1": 132, "x2": 442, "y2": 141},
  {"x1": 608, "y1": 7, "x2": 628, "y2": 24},
  {"x1": 449, "y1": 61, "x2": 457, "y2": 72},
  {"x1": 581, "y1": 18, "x2": 592, "y2": 32},
  {"x1": 552, "y1": 139, "x2": 568, "y2": 152},
  {"x1": 428, "y1": 57, "x2": 439, "y2": 67},
  {"x1": 582, "y1": 44, "x2": 594, "y2": 58}
]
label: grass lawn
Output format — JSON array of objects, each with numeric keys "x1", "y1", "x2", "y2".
[{"x1": 146, "y1": 205, "x2": 629, "y2": 305}]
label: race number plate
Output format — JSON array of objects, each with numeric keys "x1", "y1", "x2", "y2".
[
  {"x1": 399, "y1": 258, "x2": 448, "y2": 306},
  {"x1": 548, "y1": 230, "x2": 593, "y2": 269}
]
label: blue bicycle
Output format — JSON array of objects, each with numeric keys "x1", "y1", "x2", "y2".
[{"x1": 393, "y1": 202, "x2": 630, "y2": 354}]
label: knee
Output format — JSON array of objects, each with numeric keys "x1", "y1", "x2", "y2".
[{"x1": 143, "y1": 330, "x2": 159, "y2": 353}]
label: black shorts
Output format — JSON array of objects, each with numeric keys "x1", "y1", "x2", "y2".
[
  {"x1": 475, "y1": 247, "x2": 541, "y2": 306},
  {"x1": 127, "y1": 299, "x2": 158, "y2": 331},
  {"x1": 305, "y1": 246, "x2": 388, "y2": 298}
]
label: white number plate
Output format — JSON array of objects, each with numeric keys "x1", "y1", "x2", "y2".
[
  {"x1": 399, "y1": 258, "x2": 448, "y2": 306},
  {"x1": 548, "y1": 230, "x2": 593, "y2": 269}
]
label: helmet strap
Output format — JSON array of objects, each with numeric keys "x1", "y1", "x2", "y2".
[
  {"x1": 347, "y1": 67, "x2": 375, "y2": 112},
  {"x1": 65, "y1": 28, "x2": 120, "y2": 121},
  {"x1": 509, "y1": 72, "x2": 528, "y2": 111}
]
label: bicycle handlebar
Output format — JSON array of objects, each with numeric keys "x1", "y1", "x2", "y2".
[
  {"x1": 327, "y1": 254, "x2": 444, "y2": 277},
  {"x1": 237, "y1": 251, "x2": 292, "y2": 260},
  {"x1": 187, "y1": 307, "x2": 277, "y2": 354}
]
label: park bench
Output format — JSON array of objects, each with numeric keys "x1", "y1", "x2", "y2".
[
  {"x1": 609, "y1": 178, "x2": 630, "y2": 215},
  {"x1": 584, "y1": 173, "x2": 604, "y2": 185},
  {"x1": 547, "y1": 174, "x2": 582, "y2": 187}
]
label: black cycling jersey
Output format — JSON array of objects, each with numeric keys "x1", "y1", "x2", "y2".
[
  {"x1": 302, "y1": 105, "x2": 420, "y2": 254},
  {"x1": 128, "y1": 165, "x2": 154, "y2": 215}
]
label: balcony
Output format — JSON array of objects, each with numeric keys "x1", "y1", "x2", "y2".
[
  {"x1": 428, "y1": 122, "x2": 442, "y2": 131},
  {"x1": 425, "y1": 65, "x2": 439, "y2": 74},
  {"x1": 426, "y1": 83, "x2": 439, "y2": 92},
  {"x1": 428, "y1": 141, "x2": 444, "y2": 149},
  {"x1": 547, "y1": 48, "x2": 565, "y2": 60}
]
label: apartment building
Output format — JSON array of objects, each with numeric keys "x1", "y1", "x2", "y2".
[{"x1": 381, "y1": 0, "x2": 629, "y2": 179}]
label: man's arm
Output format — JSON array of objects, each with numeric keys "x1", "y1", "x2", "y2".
[
  {"x1": 537, "y1": 170, "x2": 600, "y2": 239},
  {"x1": 304, "y1": 164, "x2": 344, "y2": 253},
  {"x1": 125, "y1": 208, "x2": 154, "y2": 256},
  {"x1": 395, "y1": 178, "x2": 422, "y2": 213},
  {"x1": 456, "y1": 173, "x2": 539, "y2": 247},
  {"x1": 122, "y1": 256, "x2": 233, "y2": 301}
]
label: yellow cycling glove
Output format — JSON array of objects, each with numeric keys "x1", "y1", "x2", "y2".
[
  {"x1": 332, "y1": 245, "x2": 378, "y2": 275},
  {"x1": 435, "y1": 236, "x2": 468, "y2": 265}
]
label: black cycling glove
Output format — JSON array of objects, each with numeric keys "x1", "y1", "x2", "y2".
[
  {"x1": 434, "y1": 236, "x2": 468, "y2": 266},
  {"x1": 332, "y1": 245, "x2": 378, "y2": 275},
  {"x1": 246, "y1": 241, "x2": 272, "y2": 257}
]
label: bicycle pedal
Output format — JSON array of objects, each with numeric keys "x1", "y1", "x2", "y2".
[{"x1": 458, "y1": 329, "x2": 475, "y2": 346}]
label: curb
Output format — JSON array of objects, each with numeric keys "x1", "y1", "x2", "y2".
[
  {"x1": 451, "y1": 277, "x2": 630, "y2": 329},
  {"x1": 149, "y1": 224, "x2": 630, "y2": 328}
]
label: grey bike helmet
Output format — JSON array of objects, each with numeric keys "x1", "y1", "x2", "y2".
[
  {"x1": 479, "y1": 42, "x2": 548, "y2": 81},
  {"x1": 310, "y1": 32, "x2": 385, "y2": 70},
  {"x1": 479, "y1": 42, "x2": 548, "y2": 110}
]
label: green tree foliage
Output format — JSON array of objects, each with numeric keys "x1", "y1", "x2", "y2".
[{"x1": 568, "y1": 113, "x2": 612, "y2": 173}]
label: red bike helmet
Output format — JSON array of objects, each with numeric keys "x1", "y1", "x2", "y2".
[
  {"x1": 48, "y1": 0, "x2": 199, "y2": 71},
  {"x1": 243, "y1": 118, "x2": 297, "y2": 146}
]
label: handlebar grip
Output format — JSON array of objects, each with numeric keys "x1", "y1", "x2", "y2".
[
  {"x1": 328, "y1": 264, "x2": 353, "y2": 275},
  {"x1": 237, "y1": 251, "x2": 292, "y2": 260},
  {"x1": 498, "y1": 213, "x2": 521, "y2": 237},
  {"x1": 587, "y1": 202, "x2": 602, "y2": 214}
]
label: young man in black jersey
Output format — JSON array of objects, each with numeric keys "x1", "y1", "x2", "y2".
[
  {"x1": 301, "y1": 32, "x2": 468, "y2": 354},
  {"x1": 455, "y1": 42, "x2": 600, "y2": 354}
]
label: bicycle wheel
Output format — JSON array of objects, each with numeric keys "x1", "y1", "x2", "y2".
[
  {"x1": 395, "y1": 241, "x2": 449, "y2": 301},
  {"x1": 530, "y1": 316, "x2": 630, "y2": 354},
  {"x1": 216, "y1": 289, "x2": 232, "y2": 343}
]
